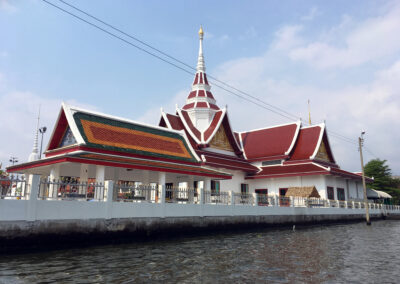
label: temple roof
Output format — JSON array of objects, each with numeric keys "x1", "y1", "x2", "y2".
[
  {"x1": 239, "y1": 122, "x2": 301, "y2": 162},
  {"x1": 286, "y1": 123, "x2": 336, "y2": 166},
  {"x1": 46, "y1": 103, "x2": 201, "y2": 163},
  {"x1": 246, "y1": 162, "x2": 372, "y2": 182}
]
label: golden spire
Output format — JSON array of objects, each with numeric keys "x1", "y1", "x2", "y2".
[
  {"x1": 198, "y1": 25, "x2": 204, "y2": 39},
  {"x1": 308, "y1": 99, "x2": 312, "y2": 125}
]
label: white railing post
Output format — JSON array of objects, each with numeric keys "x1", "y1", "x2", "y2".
[
  {"x1": 230, "y1": 190, "x2": 234, "y2": 206},
  {"x1": 105, "y1": 180, "x2": 114, "y2": 219},
  {"x1": 275, "y1": 195, "x2": 279, "y2": 207},
  {"x1": 160, "y1": 185, "x2": 166, "y2": 204},
  {"x1": 253, "y1": 193, "x2": 257, "y2": 206},
  {"x1": 26, "y1": 175, "x2": 40, "y2": 221},
  {"x1": 290, "y1": 196, "x2": 295, "y2": 207},
  {"x1": 199, "y1": 187, "x2": 204, "y2": 204}
]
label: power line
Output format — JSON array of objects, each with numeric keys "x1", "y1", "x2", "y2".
[
  {"x1": 52, "y1": 0, "x2": 300, "y2": 121},
  {"x1": 42, "y1": 0, "x2": 380, "y2": 157},
  {"x1": 42, "y1": 0, "x2": 298, "y2": 121}
]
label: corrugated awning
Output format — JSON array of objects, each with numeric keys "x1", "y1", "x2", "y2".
[{"x1": 367, "y1": 188, "x2": 392, "y2": 199}]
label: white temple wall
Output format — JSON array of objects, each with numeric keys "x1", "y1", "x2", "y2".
[
  {"x1": 248, "y1": 175, "x2": 326, "y2": 197},
  {"x1": 219, "y1": 170, "x2": 247, "y2": 192}
]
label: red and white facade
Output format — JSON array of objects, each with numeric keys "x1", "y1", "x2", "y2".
[
  {"x1": 159, "y1": 27, "x2": 370, "y2": 201},
  {"x1": 7, "y1": 27, "x2": 370, "y2": 202}
]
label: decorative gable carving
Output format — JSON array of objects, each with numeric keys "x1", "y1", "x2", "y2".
[
  {"x1": 209, "y1": 125, "x2": 234, "y2": 152},
  {"x1": 59, "y1": 126, "x2": 77, "y2": 148},
  {"x1": 315, "y1": 140, "x2": 330, "y2": 162}
]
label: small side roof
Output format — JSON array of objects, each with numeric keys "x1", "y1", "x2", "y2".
[{"x1": 286, "y1": 186, "x2": 321, "y2": 198}]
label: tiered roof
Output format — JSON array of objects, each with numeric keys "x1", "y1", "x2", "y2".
[{"x1": 8, "y1": 104, "x2": 231, "y2": 179}]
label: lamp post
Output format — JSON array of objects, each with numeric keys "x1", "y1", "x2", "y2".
[
  {"x1": 9, "y1": 157, "x2": 18, "y2": 166},
  {"x1": 39, "y1": 126, "x2": 47, "y2": 159},
  {"x1": 358, "y1": 131, "x2": 371, "y2": 225}
]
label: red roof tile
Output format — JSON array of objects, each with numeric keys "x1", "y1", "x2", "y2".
[
  {"x1": 199, "y1": 151, "x2": 258, "y2": 172},
  {"x1": 289, "y1": 126, "x2": 321, "y2": 161},
  {"x1": 247, "y1": 163, "x2": 328, "y2": 179},
  {"x1": 240, "y1": 123, "x2": 299, "y2": 162}
]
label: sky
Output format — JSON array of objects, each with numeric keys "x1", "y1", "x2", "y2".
[{"x1": 1, "y1": 0, "x2": 400, "y2": 174}]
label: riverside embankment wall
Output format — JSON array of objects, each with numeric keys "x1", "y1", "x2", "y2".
[{"x1": 1, "y1": 177, "x2": 399, "y2": 252}]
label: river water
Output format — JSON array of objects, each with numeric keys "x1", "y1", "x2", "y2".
[{"x1": 0, "y1": 220, "x2": 399, "y2": 283}]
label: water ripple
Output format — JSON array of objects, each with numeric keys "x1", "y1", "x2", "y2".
[{"x1": 0, "y1": 221, "x2": 399, "y2": 283}]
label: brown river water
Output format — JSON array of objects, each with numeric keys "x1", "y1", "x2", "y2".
[{"x1": 0, "y1": 220, "x2": 399, "y2": 283}]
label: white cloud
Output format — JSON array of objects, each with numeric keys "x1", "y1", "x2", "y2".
[
  {"x1": 143, "y1": 11, "x2": 400, "y2": 174},
  {"x1": 289, "y1": 2, "x2": 400, "y2": 68},
  {"x1": 272, "y1": 25, "x2": 304, "y2": 50},
  {"x1": 0, "y1": 85, "x2": 99, "y2": 170},
  {"x1": 0, "y1": 0, "x2": 16, "y2": 12}
]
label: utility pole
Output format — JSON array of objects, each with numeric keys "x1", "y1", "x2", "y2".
[{"x1": 359, "y1": 131, "x2": 371, "y2": 225}]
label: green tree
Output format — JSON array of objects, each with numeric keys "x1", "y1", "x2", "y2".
[{"x1": 364, "y1": 159, "x2": 400, "y2": 204}]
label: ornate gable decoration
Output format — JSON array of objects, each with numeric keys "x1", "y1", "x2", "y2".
[
  {"x1": 315, "y1": 140, "x2": 330, "y2": 162},
  {"x1": 209, "y1": 125, "x2": 234, "y2": 152},
  {"x1": 59, "y1": 126, "x2": 77, "y2": 148}
]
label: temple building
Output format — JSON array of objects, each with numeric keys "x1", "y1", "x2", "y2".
[{"x1": 7, "y1": 27, "x2": 370, "y2": 202}]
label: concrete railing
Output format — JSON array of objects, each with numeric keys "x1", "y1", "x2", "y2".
[{"x1": 0, "y1": 176, "x2": 399, "y2": 222}]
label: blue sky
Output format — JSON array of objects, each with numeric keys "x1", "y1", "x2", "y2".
[{"x1": 1, "y1": 0, "x2": 400, "y2": 174}]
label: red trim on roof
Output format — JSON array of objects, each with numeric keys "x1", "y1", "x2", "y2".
[
  {"x1": 199, "y1": 151, "x2": 258, "y2": 172},
  {"x1": 188, "y1": 91, "x2": 197, "y2": 99},
  {"x1": 209, "y1": 103, "x2": 219, "y2": 110},
  {"x1": 204, "y1": 73, "x2": 209, "y2": 85},
  {"x1": 199, "y1": 72, "x2": 204, "y2": 84},
  {"x1": 247, "y1": 163, "x2": 328, "y2": 179},
  {"x1": 8, "y1": 156, "x2": 231, "y2": 179},
  {"x1": 193, "y1": 73, "x2": 199, "y2": 85},
  {"x1": 289, "y1": 126, "x2": 321, "y2": 160},
  {"x1": 240, "y1": 123, "x2": 298, "y2": 161},
  {"x1": 206, "y1": 91, "x2": 214, "y2": 99},
  {"x1": 203, "y1": 111, "x2": 223, "y2": 141},
  {"x1": 48, "y1": 109, "x2": 69, "y2": 150},
  {"x1": 198, "y1": 90, "x2": 206, "y2": 97},
  {"x1": 195, "y1": 102, "x2": 208, "y2": 108},
  {"x1": 183, "y1": 103, "x2": 195, "y2": 110},
  {"x1": 180, "y1": 110, "x2": 202, "y2": 141},
  {"x1": 45, "y1": 145, "x2": 200, "y2": 166}
]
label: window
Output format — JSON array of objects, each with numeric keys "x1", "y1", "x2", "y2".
[
  {"x1": 165, "y1": 183, "x2": 174, "y2": 200},
  {"x1": 255, "y1": 189, "x2": 268, "y2": 206},
  {"x1": 241, "y1": 184, "x2": 249, "y2": 196},
  {"x1": 261, "y1": 160, "x2": 281, "y2": 166},
  {"x1": 211, "y1": 180, "x2": 220, "y2": 196},
  {"x1": 327, "y1": 186, "x2": 334, "y2": 200},
  {"x1": 279, "y1": 188, "x2": 289, "y2": 206},
  {"x1": 337, "y1": 188, "x2": 345, "y2": 201}
]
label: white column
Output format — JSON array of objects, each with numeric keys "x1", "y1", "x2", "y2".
[
  {"x1": 320, "y1": 175, "x2": 327, "y2": 199},
  {"x1": 158, "y1": 172, "x2": 166, "y2": 204},
  {"x1": 95, "y1": 165, "x2": 105, "y2": 200},
  {"x1": 27, "y1": 174, "x2": 40, "y2": 221},
  {"x1": 79, "y1": 164, "x2": 89, "y2": 195},
  {"x1": 49, "y1": 165, "x2": 60, "y2": 199},
  {"x1": 105, "y1": 180, "x2": 114, "y2": 219},
  {"x1": 204, "y1": 177, "x2": 211, "y2": 204},
  {"x1": 333, "y1": 177, "x2": 338, "y2": 200}
]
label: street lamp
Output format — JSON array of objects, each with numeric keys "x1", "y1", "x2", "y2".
[
  {"x1": 358, "y1": 131, "x2": 371, "y2": 225},
  {"x1": 39, "y1": 126, "x2": 47, "y2": 159},
  {"x1": 9, "y1": 157, "x2": 18, "y2": 166}
]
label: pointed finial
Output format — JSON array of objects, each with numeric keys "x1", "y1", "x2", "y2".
[
  {"x1": 28, "y1": 105, "x2": 41, "y2": 162},
  {"x1": 308, "y1": 99, "x2": 312, "y2": 125},
  {"x1": 199, "y1": 25, "x2": 204, "y2": 39}
]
